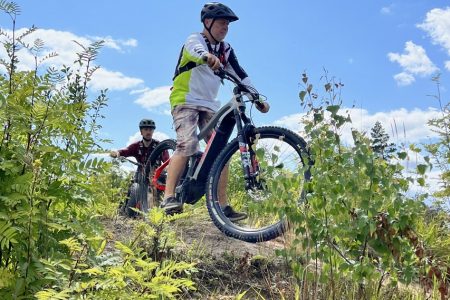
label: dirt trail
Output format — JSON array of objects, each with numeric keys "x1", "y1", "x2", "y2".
[
  {"x1": 102, "y1": 212, "x2": 295, "y2": 299},
  {"x1": 173, "y1": 216, "x2": 287, "y2": 257}
]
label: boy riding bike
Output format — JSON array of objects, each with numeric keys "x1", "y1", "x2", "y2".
[
  {"x1": 161, "y1": 2, "x2": 269, "y2": 221},
  {"x1": 110, "y1": 119, "x2": 159, "y2": 163}
]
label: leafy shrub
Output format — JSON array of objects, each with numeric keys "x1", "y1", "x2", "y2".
[{"x1": 0, "y1": 2, "x2": 196, "y2": 298}]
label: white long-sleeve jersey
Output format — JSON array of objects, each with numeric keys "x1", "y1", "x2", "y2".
[{"x1": 170, "y1": 32, "x2": 252, "y2": 112}]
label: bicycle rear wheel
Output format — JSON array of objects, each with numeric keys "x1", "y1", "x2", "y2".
[{"x1": 206, "y1": 126, "x2": 310, "y2": 243}]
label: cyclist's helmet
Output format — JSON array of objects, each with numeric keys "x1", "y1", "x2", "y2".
[
  {"x1": 139, "y1": 119, "x2": 156, "y2": 129},
  {"x1": 201, "y1": 2, "x2": 239, "y2": 22}
]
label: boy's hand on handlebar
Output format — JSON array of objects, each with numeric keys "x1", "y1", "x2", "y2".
[
  {"x1": 249, "y1": 93, "x2": 270, "y2": 113},
  {"x1": 109, "y1": 150, "x2": 119, "y2": 158},
  {"x1": 204, "y1": 53, "x2": 221, "y2": 70}
]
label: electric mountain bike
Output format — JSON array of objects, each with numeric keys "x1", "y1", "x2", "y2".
[{"x1": 149, "y1": 68, "x2": 311, "y2": 243}]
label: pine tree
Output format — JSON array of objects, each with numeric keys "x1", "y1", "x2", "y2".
[{"x1": 370, "y1": 121, "x2": 396, "y2": 159}]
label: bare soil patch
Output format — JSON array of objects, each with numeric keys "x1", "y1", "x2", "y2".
[{"x1": 102, "y1": 209, "x2": 296, "y2": 299}]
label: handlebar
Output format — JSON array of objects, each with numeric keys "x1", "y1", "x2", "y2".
[
  {"x1": 117, "y1": 156, "x2": 140, "y2": 166},
  {"x1": 214, "y1": 67, "x2": 269, "y2": 113},
  {"x1": 202, "y1": 54, "x2": 253, "y2": 94},
  {"x1": 201, "y1": 55, "x2": 268, "y2": 111}
]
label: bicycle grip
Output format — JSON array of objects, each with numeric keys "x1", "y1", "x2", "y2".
[{"x1": 255, "y1": 100, "x2": 270, "y2": 113}]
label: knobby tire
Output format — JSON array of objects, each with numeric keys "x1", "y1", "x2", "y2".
[{"x1": 206, "y1": 126, "x2": 310, "y2": 243}]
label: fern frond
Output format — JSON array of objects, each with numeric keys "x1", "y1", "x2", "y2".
[
  {"x1": 73, "y1": 40, "x2": 105, "y2": 63},
  {"x1": 33, "y1": 38, "x2": 44, "y2": 51},
  {"x1": 59, "y1": 237, "x2": 82, "y2": 253},
  {"x1": 0, "y1": 221, "x2": 18, "y2": 249},
  {"x1": 114, "y1": 241, "x2": 135, "y2": 257},
  {"x1": 148, "y1": 207, "x2": 165, "y2": 225},
  {"x1": 0, "y1": 268, "x2": 14, "y2": 289},
  {"x1": 0, "y1": 28, "x2": 12, "y2": 39},
  {"x1": 39, "y1": 52, "x2": 58, "y2": 65},
  {"x1": 81, "y1": 267, "x2": 104, "y2": 276},
  {"x1": 134, "y1": 258, "x2": 159, "y2": 271},
  {"x1": 0, "y1": 0, "x2": 21, "y2": 16},
  {"x1": 0, "y1": 58, "x2": 8, "y2": 69},
  {"x1": 16, "y1": 25, "x2": 37, "y2": 42},
  {"x1": 85, "y1": 65, "x2": 100, "y2": 78},
  {"x1": 35, "y1": 288, "x2": 70, "y2": 300},
  {"x1": 46, "y1": 66, "x2": 65, "y2": 84},
  {"x1": 96, "y1": 239, "x2": 107, "y2": 256}
]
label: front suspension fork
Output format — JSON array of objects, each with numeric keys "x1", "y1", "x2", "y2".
[{"x1": 237, "y1": 134, "x2": 261, "y2": 190}]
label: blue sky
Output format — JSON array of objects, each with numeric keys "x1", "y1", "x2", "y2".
[{"x1": 1, "y1": 0, "x2": 449, "y2": 154}]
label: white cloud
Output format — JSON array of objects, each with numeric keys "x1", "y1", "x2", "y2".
[
  {"x1": 88, "y1": 35, "x2": 138, "y2": 51},
  {"x1": 153, "y1": 131, "x2": 171, "y2": 142},
  {"x1": 0, "y1": 28, "x2": 142, "y2": 91},
  {"x1": 347, "y1": 107, "x2": 440, "y2": 144},
  {"x1": 273, "y1": 113, "x2": 304, "y2": 132},
  {"x1": 126, "y1": 131, "x2": 143, "y2": 145},
  {"x1": 388, "y1": 41, "x2": 439, "y2": 86},
  {"x1": 393, "y1": 72, "x2": 415, "y2": 86},
  {"x1": 380, "y1": 5, "x2": 394, "y2": 15},
  {"x1": 446, "y1": 60, "x2": 450, "y2": 71},
  {"x1": 133, "y1": 86, "x2": 171, "y2": 110},
  {"x1": 126, "y1": 130, "x2": 170, "y2": 146},
  {"x1": 89, "y1": 68, "x2": 143, "y2": 91},
  {"x1": 417, "y1": 7, "x2": 450, "y2": 56},
  {"x1": 274, "y1": 107, "x2": 441, "y2": 145},
  {"x1": 0, "y1": 28, "x2": 84, "y2": 71}
]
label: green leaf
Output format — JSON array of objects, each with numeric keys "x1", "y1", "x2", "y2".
[
  {"x1": 313, "y1": 112, "x2": 323, "y2": 123},
  {"x1": 416, "y1": 164, "x2": 427, "y2": 175},
  {"x1": 397, "y1": 151, "x2": 407, "y2": 159},
  {"x1": 236, "y1": 291, "x2": 248, "y2": 300},
  {"x1": 0, "y1": 221, "x2": 18, "y2": 249},
  {"x1": 82, "y1": 267, "x2": 104, "y2": 276},
  {"x1": 299, "y1": 91, "x2": 307, "y2": 102},
  {"x1": 326, "y1": 105, "x2": 340, "y2": 115},
  {"x1": 35, "y1": 288, "x2": 71, "y2": 300},
  {"x1": 417, "y1": 177, "x2": 425, "y2": 186},
  {"x1": 96, "y1": 239, "x2": 107, "y2": 256},
  {"x1": 301, "y1": 73, "x2": 308, "y2": 84}
]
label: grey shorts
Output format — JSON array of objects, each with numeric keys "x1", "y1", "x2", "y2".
[{"x1": 172, "y1": 105, "x2": 215, "y2": 156}]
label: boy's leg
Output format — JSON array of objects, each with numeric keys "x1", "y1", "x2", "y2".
[
  {"x1": 162, "y1": 105, "x2": 200, "y2": 211},
  {"x1": 199, "y1": 109, "x2": 247, "y2": 222}
]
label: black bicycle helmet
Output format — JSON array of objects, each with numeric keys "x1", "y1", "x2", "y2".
[
  {"x1": 139, "y1": 118, "x2": 156, "y2": 129},
  {"x1": 201, "y1": 2, "x2": 238, "y2": 22}
]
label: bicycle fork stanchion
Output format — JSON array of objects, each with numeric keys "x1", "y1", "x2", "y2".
[{"x1": 233, "y1": 99, "x2": 259, "y2": 190}]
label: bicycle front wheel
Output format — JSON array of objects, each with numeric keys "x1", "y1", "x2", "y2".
[
  {"x1": 126, "y1": 182, "x2": 147, "y2": 217},
  {"x1": 206, "y1": 126, "x2": 310, "y2": 243}
]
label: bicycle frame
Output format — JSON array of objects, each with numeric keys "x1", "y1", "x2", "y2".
[{"x1": 152, "y1": 83, "x2": 261, "y2": 204}]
